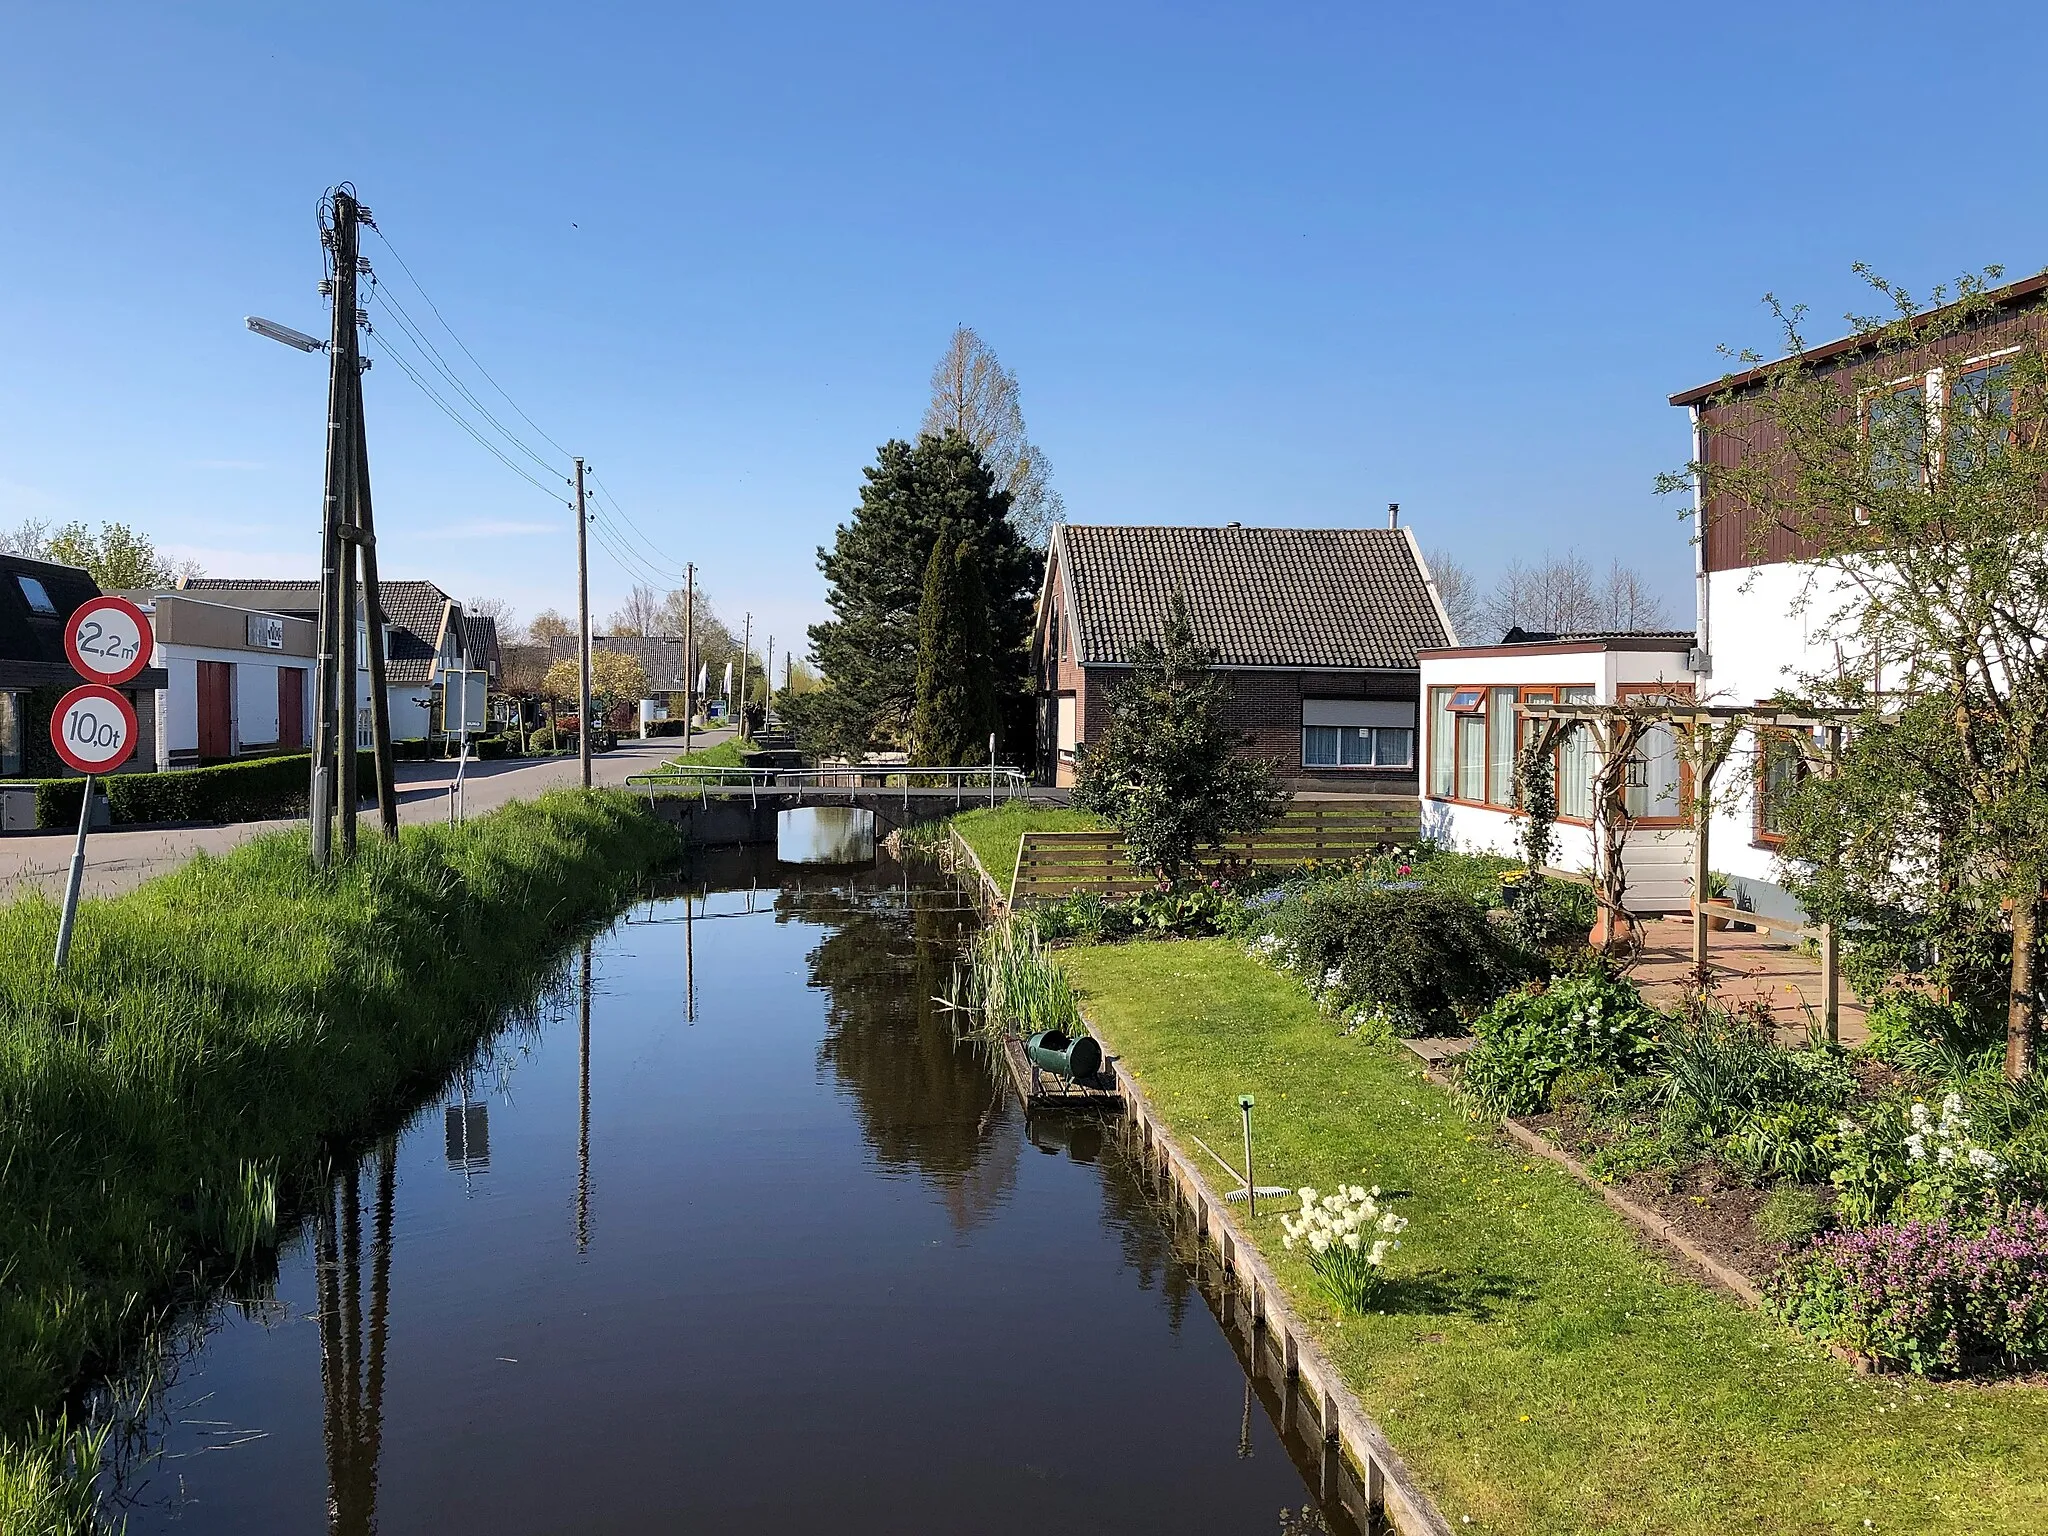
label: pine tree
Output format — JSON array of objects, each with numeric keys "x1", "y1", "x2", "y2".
[
  {"x1": 1073, "y1": 593, "x2": 1289, "y2": 879},
  {"x1": 911, "y1": 529, "x2": 993, "y2": 764},
  {"x1": 806, "y1": 431, "x2": 1036, "y2": 758}
]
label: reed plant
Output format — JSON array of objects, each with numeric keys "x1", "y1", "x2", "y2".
[
  {"x1": 0, "y1": 791, "x2": 676, "y2": 1530},
  {"x1": 963, "y1": 917, "x2": 1083, "y2": 1042}
]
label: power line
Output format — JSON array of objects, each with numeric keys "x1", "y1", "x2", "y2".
[
  {"x1": 587, "y1": 469, "x2": 691, "y2": 581},
  {"x1": 362, "y1": 222, "x2": 578, "y2": 463},
  {"x1": 368, "y1": 334, "x2": 572, "y2": 505}
]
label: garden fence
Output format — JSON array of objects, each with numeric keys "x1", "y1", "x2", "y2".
[{"x1": 1010, "y1": 796, "x2": 1419, "y2": 904}]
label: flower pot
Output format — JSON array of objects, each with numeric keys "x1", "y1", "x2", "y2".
[
  {"x1": 1706, "y1": 914, "x2": 1732, "y2": 932},
  {"x1": 1588, "y1": 909, "x2": 1637, "y2": 950}
]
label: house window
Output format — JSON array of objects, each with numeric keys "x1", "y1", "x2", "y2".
[
  {"x1": 1865, "y1": 378, "x2": 1929, "y2": 491},
  {"x1": 1617, "y1": 684, "x2": 1693, "y2": 824},
  {"x1": 1302, "y1": 700, "x2": 1413, "y2": 770},
  {"x1": 1755, "y1": 729, "x2": 1811, "y2": 845},
  {"x1": 1056, "y1": 694, "x2": 1077, "y2": 760},
  {"x1": 16, "y1": 575, "x2": 56, "y2": 616},
  {"x1": 1946, "y1": 357, "x2": 2016, "y2": 477},
  {"x1": 1556, "y1": 686, "x2": 1596, "y2": 820},
  {"x1": 1488, "y1": 687, "x2": 1518, "y2": 805},
  {"x1": 1428, "y1": 682, "x2": 1593, "y2": 817},
  {"x1": 1428, "y1": 686, "x2": 1456, "y2": 797}
]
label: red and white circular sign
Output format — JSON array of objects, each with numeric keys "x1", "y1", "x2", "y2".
[
  {"x1": 64, "y1": 594, "x2": 151, "y2": 686},
  {"x1": 50, "y1": 685, "x2": 137, "y2": 775}
]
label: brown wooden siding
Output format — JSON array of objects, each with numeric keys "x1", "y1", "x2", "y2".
[{"x1": 1698, "y1": 300, "x2": 2047, "y2": 573}]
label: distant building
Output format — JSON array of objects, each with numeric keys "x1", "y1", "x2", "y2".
[
  {"x1": 1, "y1": 553, "x2": 166, "y2": 781},
  {"x1": 1031, "y1": 523, "x2": 1453, "y2": 789},
  {"x1": 180, "y1": 578, "x2": 484, "y2": 746},
  {"x1": 124, "y1": 589, "x2": 315, "y2": 767}
]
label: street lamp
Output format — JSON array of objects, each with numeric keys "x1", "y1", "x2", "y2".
[{"x1": 245, "y1": 315, "x2": 327, "y2": 352}]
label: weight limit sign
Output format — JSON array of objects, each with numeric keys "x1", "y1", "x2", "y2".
[{"x1": 51, "y1": 685, "x2": 137, "y2": 775}]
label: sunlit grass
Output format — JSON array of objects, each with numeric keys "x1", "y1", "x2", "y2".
[
  {"x1": 948, "y1": 803, "x2": 1105, "y2": 894},
  {"x1": 1061, "y1": 939, "x2": 2048, "y2": 1535}
]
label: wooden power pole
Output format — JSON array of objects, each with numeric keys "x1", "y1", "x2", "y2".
[
  {"x1": 738, "y1": 612, "x2": 752, "y2": 741},
  {"x1": 682, "y1": 562, "x2": 695, "y2": 757},
  {"x1": 575, "y1": 456, "x2": 591, "y2": 789}
]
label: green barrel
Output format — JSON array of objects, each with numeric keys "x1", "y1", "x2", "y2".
[{"x1": 1025, "y1": 1029, "x2": 1103, "y2": 1080}]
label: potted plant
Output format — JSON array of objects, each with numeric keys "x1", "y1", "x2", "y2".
[{"x1": 1702, "y1": 870, "x2": 1732, "y2": 930}]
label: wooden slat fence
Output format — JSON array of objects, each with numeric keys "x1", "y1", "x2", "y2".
[{"x1": 1011, "y1": 797, "x2": 1420, "y2": 904}]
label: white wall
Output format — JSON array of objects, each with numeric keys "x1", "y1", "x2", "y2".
[{"x1": 1418, "y1": 644, "x2": 1699, "y2": 913}]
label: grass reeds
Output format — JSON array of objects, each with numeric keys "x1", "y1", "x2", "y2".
[
  {"x1": 962, "y1": 918, "x2": 1084, "y2": 1043},
  {"x1": 0, "y1": 791, "x2": 676, "y2": 1530}
]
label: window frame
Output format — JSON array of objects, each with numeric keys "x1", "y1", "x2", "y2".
[
  {"x1": 1613, "y1": 682, "x2": 1695, "y2": 828},
  {"x1": 1301, "y1": 722, "x2": 1413, "y2": 771},
  {"x1": 1752, "y1": 720, "x2": 1814, "y2": 848},
  {"x1": 1425, "y1": 681, "x2": 1591, "y2": 822}
]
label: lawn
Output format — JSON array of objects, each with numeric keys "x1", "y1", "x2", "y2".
[
  {"x1": 663, "y1": 736, "x2": 751, "y2": 770},
  {"x1": 1061, "y1": 939, "x2": 2048, "y2": 1536},
  {"x1": 950, "y1": 802, "x2": 1105, "y2": 893}
]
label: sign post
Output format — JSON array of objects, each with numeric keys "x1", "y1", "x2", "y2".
[{"x1": 51, "y1": 597, "x2": 150, "y2": 973}]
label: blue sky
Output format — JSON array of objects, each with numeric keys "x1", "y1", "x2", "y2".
[{"x1": 3, "y1": 2, "x2": 2044, "y2": 654}]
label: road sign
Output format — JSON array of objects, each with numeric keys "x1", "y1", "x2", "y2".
[
  {"x1": 51, "y1": 684, "x2": 136, "y2": 775},
  {"x1": 63, "y1": 594, "x2": 151, "y2": 687}
]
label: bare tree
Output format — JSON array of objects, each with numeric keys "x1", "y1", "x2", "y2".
[
  {"x1": 1600, "y1": 561, "x2": 1671, "y2": 630},
  {"x1": 1423, "y1": 547, "x2": 1482, "y2": 643},
  {"x1": 921, "y1": 325, "x2": 1065, "y2": 546},
  {"x1": 1482, "y1": 551, "x2": 1605, "y2": 636},
  {"x1": 0, "y1": 519, "x2": 50, "y2": 560},
  {"x1": 529, "y1": 609, "x2": 574, "y2": 644},
  {"x1": 607, "y1": 583, "x2": 663, "y2": 636},
  {"x1": 466, "y1": 596, "x2": 523, "y2": 646}
]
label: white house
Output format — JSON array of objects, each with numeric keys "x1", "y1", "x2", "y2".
[
  {"x1": 1669, "y1": 268, "x2": 2048, "y2": 924},
  {"x1": 127, "y1": 591, "x2": 314, "y2": 766},
  {"x1": 179, "y1": 578, "x2": 484, "y2": 748},
  {"x1": 1418, "y1": 629, "x2": 1698, "y2": 912}
]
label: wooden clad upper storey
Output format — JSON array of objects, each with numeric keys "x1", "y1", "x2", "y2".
[{"x1": 1671, "y1": 273, "x2": 2048, "y2": 574}]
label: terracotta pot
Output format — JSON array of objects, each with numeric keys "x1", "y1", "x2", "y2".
[
  {"x1": 1588, "y1": 909, "x2": 1637, "y2": 949},
  {"x1": 1706, "y1": 914, "x2": 1732, "y2": 932}
]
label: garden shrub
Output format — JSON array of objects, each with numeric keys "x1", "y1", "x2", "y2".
[
  {"x1": 1455, "y1": 967, "x2": 1662, "y2": 1118},
  {"x1": 33, "y1": 751, "x2": 386, "y2": 828},
  {"x1": 1022, "y1": 882, "x2": 1241, "y2": 943},
  {"x1": 1497, "y1": 871, "x2": 1596, "y2": 956},
  {"x1": 1259, "y1": 883, "x2": 1525, "y2": 1035},
  {"x1": 1768, "y1": 1202, "x2": 2048, "y2": 1374}
]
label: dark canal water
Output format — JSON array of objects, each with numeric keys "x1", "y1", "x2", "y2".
[{"x1": 103, "y1": 838, "x2": 1361, "y2": 1534}]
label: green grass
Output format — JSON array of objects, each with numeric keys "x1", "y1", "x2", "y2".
[
  {"x1": 1060, "y1": 939, "x2": 2048, "y2": 1535},
  {"x1": 663, "y1": 736, "x2": 750, "y2": 770},
  {"x1": 0, "y1": 791, "x2": 677, "y2": 1527},
  {"x1": 950, "y1": 803, "x2": 1106, "y2": 894}
]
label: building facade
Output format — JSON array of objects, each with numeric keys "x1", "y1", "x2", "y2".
[
  {"x1": 1032, "y1": 523, "x2": 1455, "y2": 790},
  {"x1": 1671, "y1": 271, "x2": 2048, "y2": 922},
  {"x1": 127, "y1": 591, "x2": 314, "y2": 767}
]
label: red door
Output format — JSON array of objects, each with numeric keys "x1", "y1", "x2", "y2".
[
  {"x1": 197, "y1": 661, "x2": 234, "y2": 760},
  {"x1": 277, "y1": 668, "x2": 305, "y2": 750}
]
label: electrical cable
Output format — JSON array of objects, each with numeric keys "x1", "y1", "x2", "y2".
[
  {"x1": 363, "y1": 222, "x2": 578, "y2": 463},
  {"x1": 368, "y1": 333, "x2": 571, "y2": 505},
  {"x1": 587, "y1": 469, "x2": 691, "y2": 581}
]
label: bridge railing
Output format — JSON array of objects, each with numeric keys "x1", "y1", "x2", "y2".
[{"x1": 625, "y1": 765, "x2": 1034, "y2": 807}]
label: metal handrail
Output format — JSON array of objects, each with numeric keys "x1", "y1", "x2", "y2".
[{"x1": 624, "y1": 764, "x2": 1032, "y2": 809}]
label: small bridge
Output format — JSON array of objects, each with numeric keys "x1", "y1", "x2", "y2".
[{"x1": 624, "y1": 766, "x2": 1065, "y2": 846}]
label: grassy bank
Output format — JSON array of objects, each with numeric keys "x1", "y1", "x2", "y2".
[
  {"x1": 1062, "y1": 940, "x2": 2048, "y2": 1535},
  {"x1": 664, "y1": 737, "x2": 750, "y2": 770},
  {"x1": 949, "y1": 803, "x2": 1104, "y2": 893},
  {"x1": 0, "y1": 791, "x2": 677, "y2": 1523}
]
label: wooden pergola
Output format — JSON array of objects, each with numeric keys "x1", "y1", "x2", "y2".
[{"x1": 1521, "y1": 699, "x2": 1859, "y2": 1041}]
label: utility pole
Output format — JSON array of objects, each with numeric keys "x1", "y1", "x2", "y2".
[
  {"x1": 763, "y1": 635, "x2": 774, "y2": 727},
  {"x1": 310, "y1": 193, "x2": 356, "y2": 869},
  {"x1": 682, "y1": 562, "x2": 695, "y2": 758},
  {"x1": 574, "y1": 457, "x2": 591, "y2": 789},
  {"x1": 738, "y1": 612, "x2": 752, "y2": 741},
  {"x1": 352, "y1": 404, "x2": 398, "y2": 839}
]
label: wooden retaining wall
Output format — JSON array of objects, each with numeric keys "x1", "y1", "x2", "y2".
[
  {"x1": 1095, "y1": 1014, "x2": 1456, "y2": 1536},
  {"x1": 1011, "y1": 797, "x2": 1420, "y2": 904}
]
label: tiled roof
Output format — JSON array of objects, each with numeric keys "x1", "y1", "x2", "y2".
[
  {"x1": 182, "y1": 577, "x2": 456, "y2": 684},
  {"x1": 548, "y1": 634, "x2": 691, "y2": 692},
  {"x1": 1052, "y1": 525, "x2": 1451, "y2": 670},
  {"x1": 461, "y1": 614, "x2": 501, "y2": 678}
]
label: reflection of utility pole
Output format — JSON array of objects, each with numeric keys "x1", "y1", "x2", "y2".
[
  {"x1": 316, "y1": 1141, "x2": 395, "y2": 1536},
  {"x1": 685, "y1": 889, "x2": 696, "y2": 1023},
  {"x1": 577, "y1": 938, "x2": 592, "y2": 1253}
]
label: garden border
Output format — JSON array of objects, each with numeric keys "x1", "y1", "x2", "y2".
[
  {"x1": 1088, "y1": 1006, "x2": 1457, "y2": 1536},
  {"x1": 948, "y1": 825, "x2": 1008, "y2": 913}
]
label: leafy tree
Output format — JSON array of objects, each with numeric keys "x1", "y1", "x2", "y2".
[
  {"x1": 40, "y1": 521, "x2": 199, "y2": 589},
  {"x1": 911, "y1": 528, "x2": 995, "y2": 764},
  {"x1": 806, "y1": 431, "x2": 1035, "y2": 759},
  {"x1": 1072, "y1": 593, "x2": 1288, "y2": 879},
  {"x1": 1668, "y1": 266, "x2": 2048, "y2": 1079},
  {"x1": 541, "y1": 650, "x2": 649, "y2": 717}
]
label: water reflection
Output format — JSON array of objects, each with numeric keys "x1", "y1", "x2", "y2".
[
  {"x1": 315, "y1": 1143, "x2": 395, "y2": 1536},
  {"x1": 101, "y1": 849, "x2": 1363, "y2": 1536},
  {"x1": 776, "y1": 804, "x2": 876, "y2": 863}
]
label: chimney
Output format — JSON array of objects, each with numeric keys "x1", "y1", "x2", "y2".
[{"x1": 1387, "y1": 502, "x2": 1400, "y2": 529}]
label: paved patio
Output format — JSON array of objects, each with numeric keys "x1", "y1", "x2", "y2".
[{"x1": 1630, "y1": 913, "x2": 1868, "y2": 1045}]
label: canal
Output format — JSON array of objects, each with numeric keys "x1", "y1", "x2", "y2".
[{"x1": 103, "y1": 837, "x2": 1362, "y2": 1534}]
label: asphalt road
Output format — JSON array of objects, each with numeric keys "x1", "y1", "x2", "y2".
[{"x1": 0, "y1": 737, "x2": 707, "y2": 902}]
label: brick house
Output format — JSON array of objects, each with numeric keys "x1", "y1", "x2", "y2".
[{"x1": 1032, "y1": 523, "x2": 1455, "y2": 790}]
